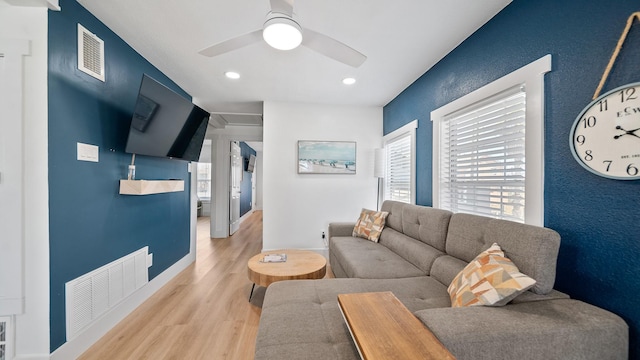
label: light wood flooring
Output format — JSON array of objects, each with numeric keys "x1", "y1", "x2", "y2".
[{"x1": 79, "y1": 211, "x2": 332, "y2": 360}]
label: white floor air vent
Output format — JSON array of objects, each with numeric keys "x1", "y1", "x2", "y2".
[
  {"x1": 77, "y1": 23, "x2": 105, "y2": 81},
  {"x1": 65, "y1": 247, "x2": 149, "y2": 341}
]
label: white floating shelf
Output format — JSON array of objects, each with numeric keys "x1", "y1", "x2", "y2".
[{"x1": 119, "y1": 180, "x2": 184, "y2": 195}]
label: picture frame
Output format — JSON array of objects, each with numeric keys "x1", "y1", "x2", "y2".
[{"x1": 297, "y1": 141, "x2": 357, "y2": 174}]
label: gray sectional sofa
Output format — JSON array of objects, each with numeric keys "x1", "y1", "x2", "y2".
[{"x1": 255, "y1": 201, "x2": 628, "y2": 359}]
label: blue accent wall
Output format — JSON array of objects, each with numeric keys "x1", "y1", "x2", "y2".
[
  {"x1": 240, "y1": 142, "x2": 256, "y2": 216},
  {"x1": 384, "y1": 0, "x2": 640, "y2": 358},
  {"x1": 49, "y1": 0, "x2": 193, "y2": 351}
]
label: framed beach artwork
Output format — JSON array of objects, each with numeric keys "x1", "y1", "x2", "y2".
[{"x1": 298, "y1": 141, "x2": 356, "y2": 174}]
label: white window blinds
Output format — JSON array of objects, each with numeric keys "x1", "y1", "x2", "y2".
[
  {"x1": 385, "y1": 133, "x2": 412, "y2": 203},
  {"x1": 440, "y1": 86, "x2": 526, "y2": 222},
  {"x1": 196, "y1": 162, "x2": 212, "y2": 199}
]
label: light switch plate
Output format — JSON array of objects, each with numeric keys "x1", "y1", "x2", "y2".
[{"x1": 77, "y1": 142, "x2": 99, "y2": 162}]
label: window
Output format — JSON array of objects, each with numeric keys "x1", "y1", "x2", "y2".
[
  {"x1": 196, "y1": 162, "x2": 212, "y2": 199},
  {"x1": 432, "y1": 55, "x2": 551, "y2": 226},
  {"x1": 383, "y1": 120, "x2": 418, "y2": 204},
  {"x1": 440, "y1": 87, "x2": 527, "y2": 222}
]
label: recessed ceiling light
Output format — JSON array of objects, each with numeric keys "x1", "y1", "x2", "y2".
[
  {"x1": 225, "y1": 71, "x2": 240, "y2": 79},
  {"x1": 342, "y1": 77, "x2": 356, "y2": 85}
]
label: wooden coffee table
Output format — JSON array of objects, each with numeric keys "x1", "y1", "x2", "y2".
[
  {"x1": 247, "y1": 249, "x2": 327, "y2": 300},
  {"x1": 338, "y1": 291, "x2": 456, "y2": 360}
]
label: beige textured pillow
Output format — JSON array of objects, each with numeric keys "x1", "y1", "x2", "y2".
[
  {"x1": 352, "y1": 208, "x2": 389, "y2": 242},
  {"x1": 448, "y1": 243, "x2": 536, "y2": 307}
]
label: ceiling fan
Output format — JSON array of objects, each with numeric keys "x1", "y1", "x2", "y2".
[{"x1": 198, "y1": 0, "x2": 367, "y2": 68}]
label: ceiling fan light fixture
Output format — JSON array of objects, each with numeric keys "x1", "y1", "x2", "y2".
[{"x1": 263, "y1": 16, "x2": 303, "y2": 51}]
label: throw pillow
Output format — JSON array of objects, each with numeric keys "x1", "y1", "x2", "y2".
[
  {"x1": 352, "y1": 208, "x2": 389, "y2": 242},
  {"x1": 448, "y1": 243, "x2": 536, "y2": 307}
]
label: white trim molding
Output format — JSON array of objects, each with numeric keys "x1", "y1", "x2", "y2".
[
  {"x1": 382, "y1": 119, "x2": 418, "y2": 204},
  {"x1": 4, "y1": 0, "x2": 61, "y2": 11},
  {"x1": 0, "y1": 38, "x2": 30, "y2": 316},
  {"x1": 432, "y1": 54, "x2": 551, "y2": 226}
]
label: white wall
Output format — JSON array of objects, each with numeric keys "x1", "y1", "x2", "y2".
[
  {"x1": 263, "y1": 102, "x2": 382, "y2": 252},
  {"x1": 0, "y1": 3, "x2": 51, "y2": 359}
]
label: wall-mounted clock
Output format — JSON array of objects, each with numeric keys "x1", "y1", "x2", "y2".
[{"x1": 570, "y1": 82, "x2": 640, "y2": 180}]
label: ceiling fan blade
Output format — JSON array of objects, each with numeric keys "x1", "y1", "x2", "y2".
[
  {"x1": 270, "y1": 0, "x2": 294, "y2": 16},
  {"x1": 302, "y1": 29, "x2": 367, "y2": 68},
  {"x1": 198, "y1": 30, "x2": 263, "y2": 57}
]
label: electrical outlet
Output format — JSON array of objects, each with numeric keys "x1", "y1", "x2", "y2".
[
  {"x1": 147, "y1": 253, "x2": 153, "y2": 268},
  {"x1": 322, "y1": 231, "x2": 326, "y2": 239}
]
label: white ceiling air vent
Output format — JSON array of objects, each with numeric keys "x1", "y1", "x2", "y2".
[
  {"x1": 208, "y1": 113, "x2": 263, "y2": 128},
  {"x1": 77, "y1": 23, "x2": 105, "y2": 82}
]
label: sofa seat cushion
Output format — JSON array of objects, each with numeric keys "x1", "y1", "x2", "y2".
[
  {"x1": 255, "y1": 277, "x2": 451, "y2": 360},
  {"x1": 414, "y1": 299, "x2": 628, "y2": 360},
  {"x1": 378, "y1": 227, "x2": 445, "y2": 274},
  {"x1": 330, "y1": 236, "x2": 425, "y2": 279}
]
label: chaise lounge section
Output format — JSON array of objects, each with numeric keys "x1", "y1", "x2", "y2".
[{"x1": 255, "y1": 201, "x2": 628, "y2": 359}]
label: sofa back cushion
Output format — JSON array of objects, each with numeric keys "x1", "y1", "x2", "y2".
[
  {"x1": 380, "y1": 200, "x2": 406, "y2": 234},
  {"x1": 378, "y1": 227, "x2": 445, "y2": 275},
  {"x1": 430, "y1": 255, "x2": 468, "y2": 287},
  {"x1": 443, "y1": 213, "x2": 560, "y2": 295},
  {"x1": 380, "y1": 201, "x2": 452, "y2": 251},
  {"x1": 377, "y1": 201, "x2": 452, "y2": 274}
]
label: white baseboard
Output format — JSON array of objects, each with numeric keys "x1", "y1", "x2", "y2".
[
  {"x1": 212, "y1": 210, "x2": 254, "y2": 238},
  {"x1": 238, "y1": 209, "x2": 253, "y2": 224},
  {"x1": 212, "y1": 229, "x2": 227, "y2": 238},
  {"x1": 50, "y1": 251, "x2": 196, "y2": 360}
]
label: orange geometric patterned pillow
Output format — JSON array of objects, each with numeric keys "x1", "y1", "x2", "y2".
[
  {"x1": 448, "y1": 243, "x2": 536, "y2": 307},
  {"x1": 352, "y1": 209, "x2": 389, "y2": 242}
]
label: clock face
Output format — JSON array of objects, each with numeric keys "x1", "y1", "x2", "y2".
[{"x1": 570, "y1": 82, "x2": 640, "y2": 180}]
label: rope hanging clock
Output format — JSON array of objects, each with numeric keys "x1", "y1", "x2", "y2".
[{"x1": 570, "y1": 12, "x2": 640, "y2": 180}]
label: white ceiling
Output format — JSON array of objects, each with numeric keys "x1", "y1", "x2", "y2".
[{"x1": 76, "y1": 0, "x2": 511, "y2": 122}]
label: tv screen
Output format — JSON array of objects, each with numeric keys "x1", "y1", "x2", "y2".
[
  {"x1": 246, "y1": 154, "x2": 256, "y2": 173},
  {"x1": 125, "y1": 74, "x2": 210, "y2": 162}
]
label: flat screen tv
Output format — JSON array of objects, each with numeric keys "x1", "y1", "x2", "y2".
[
  {"x1": 246, "y1": 154, "x2": 256, "y2": 173},
  {"x1": 125, "y1": 74, "x2": 210, "y2": 162}
]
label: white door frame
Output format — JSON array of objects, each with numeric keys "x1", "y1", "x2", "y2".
[
  {"x1": 207, "y1": 126, "x2": 262, "y2": 239},
  {"x1": 229, "y1": 141, "x2": 242, "y2": 235},
  {"x1": 0, "y1": 38, "x2": 29, "y2": 316}
]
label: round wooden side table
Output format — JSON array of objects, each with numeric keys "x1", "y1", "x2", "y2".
[{"x1": 247, "y1": 249, "x2": 327, "y2": 300}]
